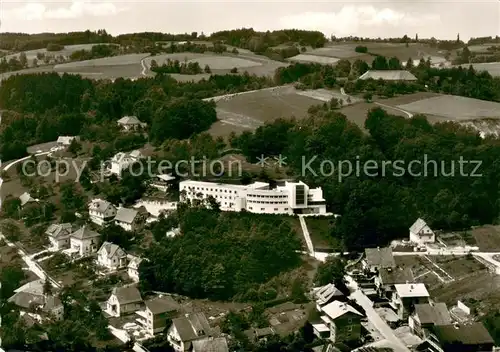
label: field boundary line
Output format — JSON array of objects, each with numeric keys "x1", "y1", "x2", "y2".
[
  {"x1": 413, "y1": 269, "x2": 431, "y2": 280},
  {"x1": 423, "y1": 255, "x2": 454, "y2": 281}
]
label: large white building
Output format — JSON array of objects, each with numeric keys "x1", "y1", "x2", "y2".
[
  {"x1": 179, "y1": 180, "x2": 326, "y2": 215},
  {"x1": 108, "y1": 150, "x2": 144, "y2": 177}
]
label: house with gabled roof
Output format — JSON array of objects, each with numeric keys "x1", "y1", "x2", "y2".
[
  {"x1": 409, "y1": 302, "x2": 452, "y2": 339},
  {"x1": 320, "y1": 300, "x2": 363, "y2": 343},
  {"x1": 313, "y1": 283, "x2": 345, "y2": 311},
  {"x1": 46, "y1": 223, "x2": 73, "y2": 250},
  {"x1": 358, "y1": 70, "x2": 417, "y2": 81},
  {"x1": 117, "y1": 115, "x2": 147, "y2": 131},
  {"x1": 431, "y1": 322, "x2": 495, "y2": 352},
  {"x1": 136, "y1": 295, "x2": 180, "y2": 335},
  {"x1": 96, "y1": 241, "x2": 127, "y2": 270},
  {"x1": 363, "y1": 247, "x2": 396, "y2": 273},
  {"x1": 127, "y1": 255, "x2": 143, "y2": 282},
  {"x1": 375, "y1": 267, "x2": 414, "y2": 299},
  {"x1": 68, "y1": 225, "x2": 101, "y2": 257},
  {"x1": 56, "y1": 136, "x2": 78, "y2": 147},
  {"x1": 114, "y1": 207, "x2": 140, "y2": 231},
  {"x1": 167, "y1": 312, "x2": 214, "y2": 351},
  {"x1": 106, "y1": 285, "x2": 143, "y2": 317},
  {"x1": 109, "y1": 150, "x2": 144, "y2": 177},
  {"x1": 410, "y1": 218, "x2": 435, "y2": 245},
  {"x1": 89, "y1": 198, "x2": 117, "y2": 226}
]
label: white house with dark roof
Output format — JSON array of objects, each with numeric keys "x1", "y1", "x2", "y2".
[
  {"x1": 46, "y1": 223, "x2": 73, "y2": 250},
  {"x1": 391, "y1": 283, "x2": 430, "y2": 319},
  {"x1": 167, "y1": 312, "x2": 214, "y2": 351},
  {"x1": 68, "y1": 226, "x2": 101, "y2": 257},
  {"x1": 135, "y1": 295, "x2": 180, "y2": 335},
  {"x1": 363, "y1": 247, "x2": 396, "y2": 273},
  {"x1": 358, "y1": 70, "x2": 418, "y2": 81},
  {"x1": 127, "y1": 255, "x2": 143, "y2": 282},
  {"x1": 96, "y1": 241, "x2": 127, "y2": 270},
  {"x1": 89, "y1": 198, "x2": 117, "y2": 226},
  {"x1": 117, "y1": 116, "x2": 147, "y2": 131},
  {"x1": 114, "y1": 207, "x2": 139, "y2": 231},
  {"x1": 109, "y1": 150, "x2": 144, "y2": 177},
  {"x1": 106, "y1": 285, "x2": 143, "y2": 317},
  {"x1": 312, "y1": 283, "x2": 345, "y2": 311},
  {"x1": 409, "y1": 218, "x2": 435, "y2": 245},
  {"x1": 56, "y1": 136, "x2": 77, "y2": 147},
  {"x1": 320, "y1": 300, "x2": 363, "y2": 343}
]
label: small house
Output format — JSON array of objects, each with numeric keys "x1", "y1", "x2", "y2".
[
  {"x1": 46, "y1": 223, "x2": 73, "y2": 250},
  {"x1": 320, "y1": 301, "x2": 363, "y2": 343},
  {"x1": 363, "y1": 247, "x2": 396, "y2": 273},
  {"x1": 56, "y1": 136, "x2": 77, "y2": 147},
  {"x1": 410, "y1": 218, "x2": 435, "y2": 245},
  {"x1": 313, "y1": 283, "x2": 345, "y2": 311},
  {"x1": 89, "y1": 199, "x2": 117, "y2": 226},
  {"x1": 117, "y1": 116, "x2": 147, "y2": 131},
  {"x1": 106, "y1": 285, "x2": 143, "y2": 317},
  {"x1": 391, "y1": 283, "x2": 430, "y2": 319},
  {"x1": 167, "y1": 312, "x2": 214, "y2": 351},
  {"x1": 68, "y1": 226, "x2": 101, "y2": 257},
  {"x1": 114, "y1": 207, "x2": 140, "y2": 231},
  {"x1": 127, "y1": 256, "x2": 143, "y2": 282},
  {"x1": 409, "y1": 302, "x2": 452, "y2": 339},
  {"x1": 96, "y1": 241, "x2": 127, "y2": 270}
]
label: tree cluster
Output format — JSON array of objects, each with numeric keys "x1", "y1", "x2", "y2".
[
  {"x1": 151, "y1": 58, "x2": 203, "y2": 74},
  {"x1": 69, "y1": 44, "x2": 121, "y2": 61}
]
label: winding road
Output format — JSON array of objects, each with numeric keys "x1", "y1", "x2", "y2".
[{"x1": 140, "y1": 57, "x2": 148, "y2": 76}]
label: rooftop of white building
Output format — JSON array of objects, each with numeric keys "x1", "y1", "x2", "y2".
[{"x1": 394, "y1": 283, "x2": 429, "y2": 298}]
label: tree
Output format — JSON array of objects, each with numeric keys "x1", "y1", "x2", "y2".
[
  {"x1": 314, "y1": 256, "x2": 346, "y2": 286},
  {"x1": 68, "y1": 139, "x2": 81, "y2": 156},
  {"x1": 1, "y1": 265, "x2": 26, "y2": 298},
  {"x1": 230, "y1": 67, "x2": 238, "y2": 73},
  {"x1": 19, "y1": 52, "x2": 28, "y2": 68},
  {"x1": 43, "y1": 277, "x2": 52, "y2": 296},
  {"x1": 405, "y1": 57, "x2": 414, "y2": 69},
  {"x1": 355, "y1": 46, "x2": 368, "y2": 53},
  {"x1": 372, "y1": 56, "x2": 388, "y2": 70},
  {"x1": 204, "y1": 64, "x2": 211, "y2": 73},
  {"x1": 363, "y1": 92, "x2": 373, "y2": 102}
]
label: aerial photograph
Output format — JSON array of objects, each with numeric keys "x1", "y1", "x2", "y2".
[{"x1": 1, "y1": 0, "x2": 500, "y2": 351}]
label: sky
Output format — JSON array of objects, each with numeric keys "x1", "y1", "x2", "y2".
[{"x1": 1, "y1": 0, "x2": 499, "y2": 40}]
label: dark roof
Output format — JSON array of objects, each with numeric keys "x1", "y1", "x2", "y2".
[
  {"x1": 433, "y1": 323, "x2": 494, "y2": 345},
  {"x1": 365, "y1": 247, "x2": 396, "y2": 268},
  {"x1": 414, "y1": 303, "x2": 451, "y2": 325},
  {"x1": 379, "y1": 267, "x2": 414, "y2": 285},
  {"x1": 111, "y1": 286, "x2": 142, "y2": 305},
  {"x1": 42, "y1": 295, "x2": 63, "y2": 311},
  {"x1": 71, "y1": 225, "x2": 101, "y2": 240},
  {"x1": 145, "y1": 296, "x2": 179, "y2": 314},
  {"x1": 172, "y1": 312, "x2": 211, "y2": 342},
  {"x1": 8, "y1": 292, "x2": 44, "y2": 309}
]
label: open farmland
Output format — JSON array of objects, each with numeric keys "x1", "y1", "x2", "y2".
[
  {"x1": 287, "y1": 54, "x2": 340, "y2": 65},
  {"x1": 4, "y1": 43, "x2": 116, "y2": 67},
  {"x1": 457, "y1": 62, "x2": 500, "y2": 77},
  {"x1": 207, "y1": 86, "x2": 326, "y2": 137},
  {"x1": 467, "y1": 225, "x2": 500, "y2": 252},
  {"x1": 397, "y1": 95, "x2": 500, "y2": 120},
  {"x1": 468, "y1": 44, "x2": 500, "y2": 52}
]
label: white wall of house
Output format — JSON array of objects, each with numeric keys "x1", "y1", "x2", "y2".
[
  {"x1": 410, "y1": 229, "x2": 435, "y2": 244},
  {"x1": 115, "y1": 220, "x2": 133, "y2": 232},
  {"x1": 107, "y1": 294, "x2": 121, "y2": 317},
  {"x1": 89, "y1": 207, "x2": 116, "y2": 226},
  {"x1": 49, "y1": 236, "x2": 70, "y2": 250},
  {"x1": 128, "y1": 266, "x2": 140, "y2": 282},
  {"x1": 70, "y1": 237, "x2": 99, "y2": 256},
  {"x1": 97, "y1": 252, "x2": 127, "y2": 270},
  {"x1": 167, "y1": 325, "x2": 186, "y2": 352}
]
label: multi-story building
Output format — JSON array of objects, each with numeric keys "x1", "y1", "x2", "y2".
[
  {"x1": 179, "y1": 180, "x2": 327, "y2": 215},
  {"x1": 391, "y1": 283, "x2": 430, "y2": 319},
  {"x1": 320, "y1": 300, "x2": 363, "y2": 343},
  {"x1": 410, "y1": 218, "x2": 435, "y2": 245},
  {"x1": 135, "y1": 296, "x2": 180, "y2": 335},
  {"x1": 89, "y1": 199, "x2": 117, "y2": 226},
  {"x1": 108, "y1": 150, "x2": 144, "y2": 177}
]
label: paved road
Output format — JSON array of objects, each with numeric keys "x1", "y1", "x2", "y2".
[
  {"x1": 350, "y1": 289, "x2": 411, "y2": 352},
  {"x1": 1, "y1": 151, "x2": 51, "y2": 171},
  {"x1": 140, "y1": 58, "x2": 148, "y2": 76},
  {"x1": 374, "y1": 102, "x2": 413, "y2": 118}
]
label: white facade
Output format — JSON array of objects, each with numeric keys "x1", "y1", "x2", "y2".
[
  {"x1": 127, "y1": 256, "x2": 143, "y2": 282},
  {"x1": 69, "y1": 236, "x2": 99, "y2": 256},
  {"x1": 179, "y1": 180, "x2": 327, "y2": 215},
  {"x1": 89, "y1": 199, "x2": 117, "y2": 226},
  {"x1": 409, "y1": 218, "x2": 435, "y2": 245},
  {"x1": 97, "y1": 242, "x2": 127, "y2": 270},
  {"x1": 168, "y1": 324, "x2": 187, "y2": 352},
  {"x1": 109, "y1": 150, "x2": 144, "y2": 177}
]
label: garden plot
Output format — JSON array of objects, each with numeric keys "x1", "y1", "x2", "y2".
[
  {"x1": 4, "y1": 43, "x2": 115, "y2": 67},
  {"x1": 397, "y1": 95, "x2": 500, "y2": 120},
  {"x1": 287, "y1": 54, "x2": 339, "y2": 65}
]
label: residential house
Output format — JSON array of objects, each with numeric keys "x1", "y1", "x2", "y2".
[
  {"x1": 320, "y1": 300, "x2": 363, "y2": 343},
  {"x1": 313, "y1": 283, "x2": 345, "y2": 311},
  {"x1": 89, "y1": 198, "x2": 117, "y2": 226},
  {"x1": 167, "y1": 312, "x2": 214, "y2": 352},
  {"x1": 109, "y1": 150, "x2": 144, "y2": 177},
  {"x1": 117, "y1": 116, "x2": 147, "y2": 131},
  {"x1": 192, "y1": 337, "x2": 229, "y2": 352},
  {"x1": 312, "y1": 323, "x2": 331, "y2": 339},
  {"x1": 391, "y1": 283, "x2": 430, "y2": 319},
  {"x1": 46, "y1": 223, "x2": 73, "y2": 250},
  {"x1": 8, "y1": 279, "x2": 64, "y2": 322},
  {"x1": 410, "y1": 218, "x2": 435, "y2": 245},
  {"x1": 150, "y1": 174, "x2": 176, "y2": 192},
  {"x1": 68, "y1": 226, "x2": 101, "y2": 257},
  {"x1": 375, "y1": 267, "x2": 414, "y2": 299},
  {"x1": 431, "y1": 322, "x2": 495, "y2": 352},
  {"x1": 114, "y1": 207, "x2": 140, "y2": 231},
  {"x1": 106, "y1": 285, "x2": 143, "y2": 317},
  {"x1": 56, "y1": 136, "x2": 77, "y2": 147},
  {"x1": 19, "y1": 192, "x2": 37, "y2": 207},
  {"x1": 363, "y1": 247, "x2": 396, "y2": 273},
  {"x1": 409, "y1": 302, "x2": 452, "y2": 339},
  {"x1": 136, "y1": 295, "x2": 180, "y2": 335},
  {"x1": 96, "y1": 241, "x2": 127, "y2": 270},
  {"x1": 127, "y1": 255, "x2": 143, "y2": 282}
]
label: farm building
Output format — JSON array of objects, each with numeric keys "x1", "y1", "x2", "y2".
[
  {"x1": 358, "y1": 70, "x2": 417, "y2": 81},
  {"x1": 409, "y1": 218, "x2": 435, "y2": 245}
]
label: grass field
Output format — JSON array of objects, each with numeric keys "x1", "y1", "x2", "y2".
[
  {"x1": 5, "y1": 43, "x2": 115, "y2": 67},
  {"x1": 468, "y1": 44, "x2": 500, "y2": 52},
  {"x1": 397, "y1": 95, "x2": 500, "y2": 120},
  {"x1": 209, "y1": 85, "x2": 324, "y2": 137},
  {"x1": 304, "y1": 216, "x2": 341, "y2": 251},
  {"x1": 467, "y1": 225, "x2": 500, "y2": 252},
  {"x1": 287, "y1": 54, "x2": 340, "y2": 65},
  {"x1": 458, "y1": 62, "x2": 500, "y2": 77}
]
